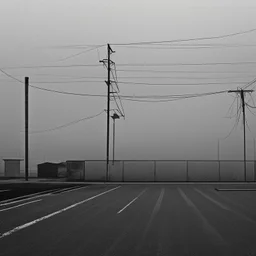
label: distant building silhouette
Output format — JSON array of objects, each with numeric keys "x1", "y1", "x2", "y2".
[{"x1": 37, "y1": 162, "x2": 67, "y2": 178}]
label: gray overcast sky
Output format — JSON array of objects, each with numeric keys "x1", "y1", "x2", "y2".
[{"x1": 1, "y1": 0, "x2": 256, "y2": 172}]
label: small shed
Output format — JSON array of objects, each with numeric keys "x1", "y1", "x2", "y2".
[
  {"x1": 66, "y1": 160, "x2": 85, "y2": 180},
  {"x1": 37, "y1": 162, "x2": 59, "y2": 178},
  {"x1": 57, "y1": 162, "x2": 67, "y2": 177},
  {"x1": 3, "y1": 158, "x2": 24, "y2": 178}
]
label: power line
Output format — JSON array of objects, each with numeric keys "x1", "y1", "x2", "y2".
[
  {"x1": 116, "y1": 69, "x2": 256, "y2": 74},
  {"x1": 29, "y1": 85, "x2": 106, "y2": 97},
  {"x1": 1, "y1": 64, "x2": 102, "y2": 70},
  {"x1": 246, "y1": 102, "x2": 256, "y2": 109},
  {"x1": 116, "y1": 61, "x2": 256, "y2": 67},
  {"x1": 48, "y1": 44, "x2": 105, "y2": 49},
  {"x1": 32, "y1": 80, "x2": 104, "y2": 84},
  {"x1": 0, "y1": 69, "x2": 23, "y2": 83},
  {"x1": 58, "y1": 45, "x2": 105, "y2": 62},
  {"x1": 117, "y1": 43, "x2": 256, "y2": 49},
  {"x1": 111, "y1": 27, "x2": 256, "y2": 45},
  {"x1": 29, "y1": 110, "x2": 105, "y2": 134},
  {"x1": 242, "y1": 77, "x2": 256, "y2": 90},
  {"x1": 221, "y1": 100, "x2": 242, "y2": 140},
  {"x1": 117, "y1": 81, "x2": 247, "y2": 86}
]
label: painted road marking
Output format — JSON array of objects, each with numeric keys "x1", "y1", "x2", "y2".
[
  {"x1": 146, "y1": 188, "x2": 165, "y2": 229},
  {"x1": 134, "y1": 188, "x2": 165, "y2": 255},
  {"x1": 195, "y1": 188, "x2": 256, "y2": 225},
  {"x1": 178, "y1": 188, "x2": 225, "y2": 245},
  {"x1": 52, "y1": 186, "x2": 87, "y2": 195},
  {"x1": 0, "y1": 199, "x2": 42, "y2": 212},
  {"x1": 0, "y1": 190, "x2": 10, "y2": 193},
  {"x1": 0, "y1": 188, "x2": 62, "y2": 204},
  {"x1": 0, "y1": 186, "x2": 121, "y2": 239},
  {"x1": 194, "y1": 188, "x2": 230, "y2": 211},
  {"x1": 117, "y1": 189, "x2": 147, "y2": 214},
  {"x1": 0, "y1": 193, "x2": 51, "y2": 207}
]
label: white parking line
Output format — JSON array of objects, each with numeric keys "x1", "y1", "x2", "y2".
[
  {"x1": 0, "y1": 199, "x2": 42, "y2": 212},
  {"x1": 178, "y1": 188, "x2": 225, "y2": 245},
  {"x1": 134, "y1": 188, "x2": 165, "y2": 255},
  {"x1": 0, "y1": 193, "x2": 52, "y2": 207},
  {"x1": 117, "y1": 189, "x2": 147, "y2": 214},
  {"x1": 0, "y1": 190, "x2": 10, "y2": 193},
  {"x1": 194, "y1": 188, "x2": 230, "y2": 211},
  {"x1": 52, "y1": 186, "x2": 86, "y2": 195},
  {"x1": 0, "y1": 186, "x2": 121, "y2": 239},
  {"x1": 0, "y1": 188, "x2": 62, "y2": 204},
  {"x1": 194, "y1": 188, "x2": 256, "y2": 225}
]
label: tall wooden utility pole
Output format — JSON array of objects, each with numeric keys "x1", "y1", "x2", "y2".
[{"x1": 228, "y1": 89, "x2": 253, "y2": 181}]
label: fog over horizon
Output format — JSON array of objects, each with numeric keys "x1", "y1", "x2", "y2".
[{"x1": 1, "y1": 0, "x2": 256, "y2": 173}]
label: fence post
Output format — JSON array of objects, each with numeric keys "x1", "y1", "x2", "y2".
[
  {"x1": 218, "y1": 160, "x2": 221, "y2": 182},
  {"x1": 154, "y1": 161, "x2": 156, "y2": 182},
  {"x1": 254, "y1": 161, "x2": 256, "y2": 182},
  {"x1": 186, "y1": 161, "x2": 189, "y2": 182},
  {"x1": 122, "y1": 160, "x2": 124, "y2": 182}
]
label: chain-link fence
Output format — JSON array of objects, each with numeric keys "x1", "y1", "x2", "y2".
[{"x1": 66, "y1": 160, "x2": 256, "y2": 182}]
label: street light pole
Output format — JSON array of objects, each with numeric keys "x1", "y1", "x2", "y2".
[
  {"x1": 111, "y1": 113, "x2": 120, "y2": 165},
  {"x1": 112, "y1": 118, "x2": 116, "y2": 165}
]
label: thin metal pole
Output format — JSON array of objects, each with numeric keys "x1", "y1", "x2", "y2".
[
  {"x1": 218, "y1": 140, "x2": 221, "y2": 181},
  {"x1": 241, "y1": 90, "x2": 247, "y2": 182},
  {"x1": 154, "y1": 161, "x2": 156, "y2": 182},
  {"x1": 218, "y1": 140, "x2": 220, "y2": 161},
  {"x1": 186, "y1": 161, "x2": 189, "y2": 182},
  {"x1": 254, "y1": 139, "x2": 256, "y2": 181},
  {"x1": 122, "y1": 160, "x2": 124, "y2": 182},
  {"x1": 25, "y1": 77, "x2": 29, "y2": 181},
  {"x1": 112, "y1": 119, "x2": 115, "y2": 165},
  {"x1": 106, "y1": 44, "x2": 111, "y2": 182}
]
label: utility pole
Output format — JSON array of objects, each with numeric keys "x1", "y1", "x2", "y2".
[
  {"x1": 254, "y1": 138, "x2": 256, "y2": 181},
  {"x1": 228, "y1": 89, "x2": 253, "y2": 182},
  {"x1": 112, "y1": 113, "x2": 120, "y2": 165},
  {"x1": 100, "y1": 44, "x2": 115, "y2": 181},
  {"x1": 25, "y1": 77, "x2": 29, "y2": 181}
]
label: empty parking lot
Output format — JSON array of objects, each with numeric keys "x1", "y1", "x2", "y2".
[{"x1": 0, "y1": 183, "x2": 256, "y2": 256}]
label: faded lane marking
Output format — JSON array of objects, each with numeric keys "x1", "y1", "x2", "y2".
[
  {"x1": 0, "y1": 190, "x2": 10, "y2": 193},
  {"x1": 51, "y1": 186, "x2": 86, "y2": 195},
  {"x1": 178, "y1": 188, "x2": 225, "y2": 245},
  {"x1": 0, "y1": 188, "x2": 62, "y2": 205},
  {"x1": 0, "y1": 199, "x2": 42, "y2": 212},
  {"x1": 194, "y1": 188, "x2": 230, "y2": 211},
  {"x1": 0, "y1": 192, "x2": 53, "y2": 207},
  {"x1": 0, "y1": 186, "x2": 121, "y2": 239},
  {"x1": 117, "y1": 188, "x2": 147, "y2": 214},
  {"x1": 135, "y1": 188, "x2": 165, "y2": 255},
  {"x1": 194, "y1": 188, "x2": 256, "y2": 225}
]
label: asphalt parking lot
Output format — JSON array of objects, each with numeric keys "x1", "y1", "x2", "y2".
[{"x1": 1, "y1": 182, "x2": 256, "y2": 256}]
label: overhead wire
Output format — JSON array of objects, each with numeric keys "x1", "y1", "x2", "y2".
[
  {"x1": 116, "y1": 61, "x2": 256, "y2": 66},
  {"x1": 111, "y1": 27, "x2": 256, "y2": 45},
  {"x1": 0, "y1": 64, "x2": 102, "y2": 70},
  {"x1": 225, "y1": 95, "x2": 239, "y2": 118},
  {"x1": 58, "y1": 45, "x2": 105, "y2": 62},
  {"x1": 0, "y1": 69, "x2": 23, "y2": 83},
  {"x1": 116, "y1": 69, "x2": 256, "y2": 74},
  {"x1": 117, "y1": 81, "x2": 247, "y2": 86},
  {"x1": 221, "y1": 100, "x2": 242, "y2": 140},
  {"x1": 29, "y1": 110, "x2": 105, "y2": 134}
]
